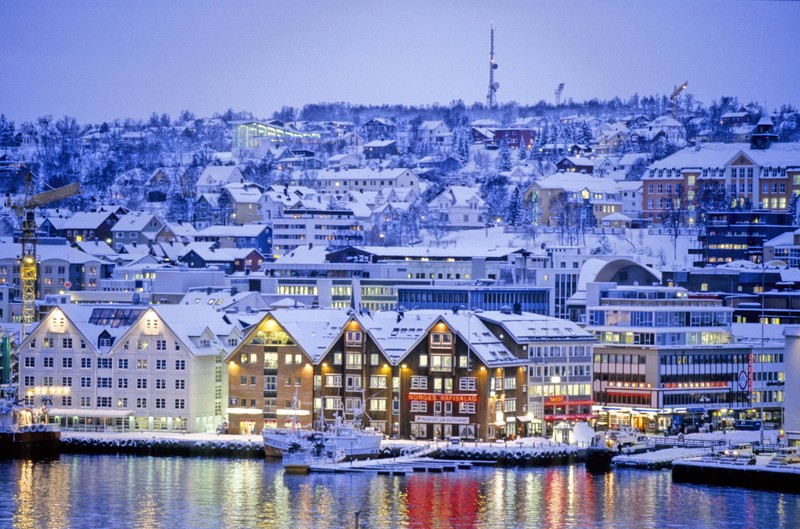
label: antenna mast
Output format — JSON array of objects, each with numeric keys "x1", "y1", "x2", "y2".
[{"x1": 486, "y1": 23, "x2": 499, "y2": 108}]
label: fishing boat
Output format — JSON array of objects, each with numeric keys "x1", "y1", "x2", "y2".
[
  {"x1": 264, "y1": 391, "x2": 381, "y2": 460},
  {"x1": 282, "y1": 433, "x2": 345, "y2": 474}
]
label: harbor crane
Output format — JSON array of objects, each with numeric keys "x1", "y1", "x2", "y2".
[
  {"x1": 670, "y1": 81, "x2": 688, "y2": 119},
  {"x1": 6, "y1": 171, "x2": 80, "y2": 327}
]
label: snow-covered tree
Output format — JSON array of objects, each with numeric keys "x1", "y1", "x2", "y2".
[{"x1": 496, "y1": 139, "x2": 513, "y2": 172}]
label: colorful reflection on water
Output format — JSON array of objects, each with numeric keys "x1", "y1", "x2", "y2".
[{"x1": 0, "y1": 455, "x2": 798, "y2": 528}]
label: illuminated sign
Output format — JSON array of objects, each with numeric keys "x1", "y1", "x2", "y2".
[
  {"x1": 414, "y1": 416, "x2": 470, "y2": 424},
  {"x1": 408, "y1": 393, "x2": 478, "y2": 403}
]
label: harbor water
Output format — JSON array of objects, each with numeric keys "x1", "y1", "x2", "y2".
[{"x1": 0, "y1": 455, "x2": 798, "y2": 529}]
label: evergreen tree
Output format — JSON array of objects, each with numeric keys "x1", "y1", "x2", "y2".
[
  {"x1": 506, "y1": 187, "x2": 523, "y2": 227},
  {"x1": 496, "y1": 139, "x2": 512, "y2": 172}
]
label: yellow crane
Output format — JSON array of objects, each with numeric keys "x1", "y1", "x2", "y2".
[
  {"x1": 670, "y1": 81, "x2": 688, "y2": 119},
  {"x1": 6, "y1": 171, "x2": 80, "y2": 326}
]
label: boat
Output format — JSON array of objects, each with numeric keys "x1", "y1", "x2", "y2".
[
  {"x1": 0, "y1": 396, "x2": 61, "y2": 459},
  {"x1": 282, "y1": 433, "x2": 345, "y2": 474},
  {"x1": 264, "y1": 391, "x2": 382, "y2": 460},
  {"x1": 585, "y1": 432, "x2": 615, "y2": 473}
]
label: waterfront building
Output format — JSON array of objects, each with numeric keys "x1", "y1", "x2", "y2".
[
  {"x1": 225, "y1": 307, "x2": 584, "y2": 442},
  {"x1": 783, "y1": 326, "x2": 800, "y2": 447},
  {"x1": 587, "y1": 284, "x2": 753, "y2": 433},
  {"x1": 18, "y1": 303, "x2": 239, "y2": 433},
  {"x1": 477, "y1": 311, "x2": 594, "y2": 438}
]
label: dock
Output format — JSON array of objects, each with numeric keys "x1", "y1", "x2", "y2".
[{"x1": 673, "y1": 455, "x2": 800, "y2": 493}]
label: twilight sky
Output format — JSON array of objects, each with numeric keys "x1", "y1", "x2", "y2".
[{"x1": 2, "y1": 0, "x2": 798, "y2": 124}]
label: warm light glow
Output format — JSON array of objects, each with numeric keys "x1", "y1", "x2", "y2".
[{"x1": 401, "y1": 364, "x2": 408, "y2": 369}]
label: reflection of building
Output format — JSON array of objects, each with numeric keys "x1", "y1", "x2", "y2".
[{"x1": 587, "y1": 284, "x2": 753, "y2": 434}]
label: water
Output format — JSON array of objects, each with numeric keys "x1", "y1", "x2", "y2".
[{"x1": 0, "y1": 455, "x2": 797, "y2": 529}]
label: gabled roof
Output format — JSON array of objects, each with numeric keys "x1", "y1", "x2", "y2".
[
  {"x1": 111, "y1": 213, "x2": 162, "y2": 233},
  {"x1": 274, "y1": 309, "x2": 350, "y2": 362},
  {"x1": 358, "y1": 310, "x2": 441, "y2": 363}
]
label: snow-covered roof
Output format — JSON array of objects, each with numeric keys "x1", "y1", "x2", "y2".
[
  {"x1": 648, "y1": 142, "x2": 800, "y2": 171},
  {"x1": 195, "y1": 224, "x2": 269, "y2": 238},
  {"x1": 224, "y1": 182, "x2": 265, "y2": 204},
  {"x1": 111, "y1": 213, "x2": 162, "y2": 233},
  {"x1": 476, "y1": 311, "x2": 593, "y2": 342},
  {"x1": 270, "y1": 308, "x2": 350, "y2": 363}
]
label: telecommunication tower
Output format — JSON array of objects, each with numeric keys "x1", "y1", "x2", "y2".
[{"x1": 486, "y1": 23, "x2": 499, "y2": 108}]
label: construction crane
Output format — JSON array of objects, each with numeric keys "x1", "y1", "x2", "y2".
[
  {"x1": 670, "y1": 81, "x2": 688, "y2": 119},
  {"x1": 554, "y1": 83, "x2": 565, "y2": 107},
  {"x1": 6, "y1": 171, "x2": 80, "y2": 327}
]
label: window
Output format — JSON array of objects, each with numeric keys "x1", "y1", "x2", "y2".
[
  {"x1": 325, "y1": 375, "x2": 342, "y2": 387},
  {"x1": 370, "y1": 376, "x2": 387, "y2": 389},
  {"x1": 370, "y1": 353, "x2": 380, "y2": 366},
  {"x1": 43, "y1": 338, "x2": 54, "y2": 348},
  {"x1": 345, "y1": 353, "x2": 362, "y2": 369},
  {"x1": 155, "y1": 398, "x2": 166, "y2": 409},
  {"x1": 156, "y1": 340, "x2": 167, "y2": 351},
  {"x1": 81, "y1": 396, "x2": 91, "y2": 407},
  {"x1": 136, "y1": 398, "x2": 147, "y2": 408},
  {"x1": 156, "y1": 359, "x2": 166, "y2": 370},
  {"x1": 118, "y1": 378, "x2": 128, "y2": 389},
  {"x1": 369, "y1": 398, "x2": 387, "y2": 412},
  {"x1": 23, "y1": 375, "x2": 34, "y2": 386},
  {"x1": 346, "y1": 375, "x2": 362, "y2": 390},
  {"x1": 265, "y1": 375, "x2": 277, "y2": 391},
  {"x1": 410, "y1": 377, "x2": 428, "y2": 390},
  {"x1": 136, "y1": 378, "x2": 147, "y2": 389},
  {"x1": 175, "y1": 360, "x2": 186, "y2": 370},
  {"x1": 459, "y1": 402, "x2": 476, "y2": 414},
  {"x1": 62, "y1": 338, "x2": 73, "y2": 349},
  {"x1": 430, "y1": 332, "x2": 453, "y2": 348},
  {"x1": 80, "y1": 377, "x2": 91, "y2": 388},
  {"x1": 175, "y1": 379, "x2": 185, "y2": 390},
  {"x1": 504, "y1": 377, "x2": 516, "y2": 390},
  {"x1": 410, "y1": 401, "x2": 428, "y2": 413},
  {"x1": 62, "y1": 377, "x2": 72, "y2": 387},
  {"x1": 264, "y1": 353, "x2": 278, "y2": 369},
  {"x1": 118, "y1": 358, "x2": 128, "y2": 369},
  {"x1": 62, "y1": 396, "x2": 72, "y2": 407},
  {"x1": 459, "y1": 377, "x2": 476, "y2": 391},
  {"x1": 24, "y1": 357, "x2": 35, "y2": 368},
  {"x1": 137, "y1": 359, "x2": 148, "y2": 370},
  {"x1": 430, "y1": 354, "x2": 452, "y2": 372},
  {"x1": 62, "y1": 357, "x2": 72, "y2": 369},
  {"x1": 117, "y1": 398, "x2": 128, "y2": 408},
  {"x1": 345, "y1": 330, "x2": 363, "y2": 344},
  {"x1": 175, "y1": 399, "x2": 185, "y2": 410},
  {"x1": 97, "y1": 377, "x2": 112, "y2": 388},
  {"x1": 98, "y1": 397, "x2": 112, "y2": 408},
  {"x1": 81, "y1": 358, "x2": 92, "y2": 369},
  {"x1": 156, "y1": 379, "x2": 166, "y2": 390}
]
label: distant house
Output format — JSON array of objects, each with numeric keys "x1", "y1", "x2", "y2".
[
  {"x1": 362, "y1": 118, "x2": 396, "y2": 141},
  {"x1": 490, "y1": 128, "x2": 536, "y2": 150},
  {"x1": 327, "y1": 153, "x2": 360, "y2": 170},
  {"x1": 110, "y1": 213, "x2": 164, "y2": 251},
  {"x1": 363, "y1": 140, "x2": 398, "y2": 160},
  {"x1": 194, "y1": 224, "x2": 273, "y2": 256},
  {"x1": 427, "y1": 185, "x2": 485, "y2": 230},
  {"x1": 221, "y1": 182, "x2": 266, "y2": 225},
  {"x1": 179, "y1": 245, "x2": 266, "y2": 274},
  {"x1": 195, "y1": 165, "x2": 245, "y2": 193},
  {"x1": 418, "y1": 121, "x2": 450, "y2": 145},
  {"x1": 556, "y1": 156, "x2": 596, "y2": 174},
  {"x1": 45, "y1": 207, "x2": 124, "y2": 244}
]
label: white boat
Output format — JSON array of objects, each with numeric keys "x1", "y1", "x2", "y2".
[
  {"x1": 282, "y1": 434, "x2": 345, "y2": 474},
  {"x1": 264, "y1": 392, "x2": 382, "y2": 460}
]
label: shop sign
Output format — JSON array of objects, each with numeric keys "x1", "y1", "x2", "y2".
[
  {"x1": 414, "y1": 416, "x2": 470, "y2": 424},
  {"x1": 408, "y1": 393, "x2": 477, "y2": 403}
]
